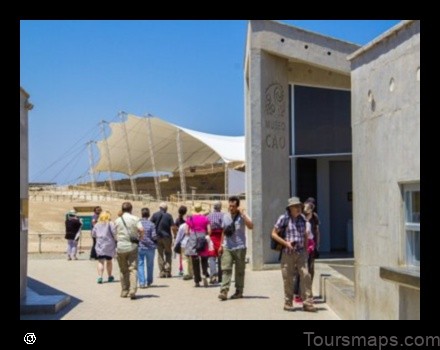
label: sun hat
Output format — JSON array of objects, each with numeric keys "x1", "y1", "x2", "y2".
[
  {"x1": 286, "y1": 196, "x2": 302, "y2": 210},
  {"x1": 192, "y1": 203, "x2": 208, "y2": 215}
]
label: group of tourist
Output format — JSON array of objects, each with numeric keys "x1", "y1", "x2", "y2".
[{"x1": 64, "y1": 194, "x2": 320, "y2": 311}]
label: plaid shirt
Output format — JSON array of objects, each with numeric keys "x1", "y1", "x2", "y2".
[
  {"x1": 207, "y1": 211, "x2": 224, "y2": 230},
  {"x1": 274, "y1": 213, "x2": 311, "y2": 252}
]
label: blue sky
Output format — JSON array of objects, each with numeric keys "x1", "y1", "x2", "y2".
[{"x1": 20, "y1": 20, "x2": 400, "y2": 185}]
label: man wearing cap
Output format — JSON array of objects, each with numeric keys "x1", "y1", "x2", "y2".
[
  {"x1": 151, "y1": 202, "x2": 176, "y2": 278},
  {"x1": 271, "y1": 197, "x2": 316, "y2": 312},
  {"x1": 64, "y1": 210, "x2": 82, "y2": 260}
]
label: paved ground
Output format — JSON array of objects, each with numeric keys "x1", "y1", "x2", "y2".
[{"x1": 22, "y1": 253, "x2": 339, "y2": 320}]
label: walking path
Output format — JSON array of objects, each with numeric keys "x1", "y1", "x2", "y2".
[{"x1": 22, "y1": 253, "x2": 339, "y2": 320}]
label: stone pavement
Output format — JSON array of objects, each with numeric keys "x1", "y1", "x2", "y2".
[{"x1": 22, "y1": 253, "x2": 339, "y2": 320}]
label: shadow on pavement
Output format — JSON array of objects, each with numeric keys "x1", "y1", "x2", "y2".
[
  {"x1": 133, "y1": 294, "x2": 159, "y2": 299},
  {"x1": 21, "y1": 277, "x2": 82, "y2": 320},
  {"x1": 241, "y1": 296, "x2": 270, "y2": 299}
]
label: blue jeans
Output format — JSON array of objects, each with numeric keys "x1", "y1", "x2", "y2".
[{"x1": 138, "y1": 248, "x2": 156, "y2": 286}]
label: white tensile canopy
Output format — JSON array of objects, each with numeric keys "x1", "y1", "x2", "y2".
[{"x1": 94, "y1": 114, "x2": 245, "y2": 176}]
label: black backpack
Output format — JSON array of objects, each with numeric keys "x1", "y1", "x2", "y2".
[{"x1": 270, "y1": 213, "x2": 290, "y2": 251}]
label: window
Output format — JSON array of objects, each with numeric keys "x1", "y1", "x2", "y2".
[{"x1": 404, "y1": 183, "x2": 420, "y2": 267}]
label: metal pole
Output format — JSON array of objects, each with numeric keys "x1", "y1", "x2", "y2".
[
  {"x1": 224, "y1": 162, "x2": 228, "y2": 196},
  {"x1": 119, "y1": 112, "x2": 138, "y2": 195},
  {"x1": 144, "y1": 116, "x2": 162, "y2": 200},
  {"x1": 86, "y1": 141, "x2": 96, "y2": 190},
  {"x1": 100, "y1": 121, "x2": 115, "y2": 192},
  {"x1": 176, "y1": 129, "x2": 187, "y2": 201}
]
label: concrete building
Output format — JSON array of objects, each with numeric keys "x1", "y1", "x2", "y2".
[
  {"x1": 349, "y1": 20, "x2": 420, "y2": 319},
  {"x1": 244, "y1": 20, "x2": 360, "y2": 269},
  {"x1": 244, "y1": 20, "x2": 420, "y2": 319},
  {"x1": 20, "y1": 87, "x2": 71, "y2": 314},
  {"x1": 20, "y1": 87, "x2": 33, "y2": 301}
]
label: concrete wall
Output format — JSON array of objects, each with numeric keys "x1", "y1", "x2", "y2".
[
  {"x1": 20, "y1": 87, "x2": 32, "y2": 301},
  {"x1": 350, "y1": 21, "x2": 420, "y2": 319}
]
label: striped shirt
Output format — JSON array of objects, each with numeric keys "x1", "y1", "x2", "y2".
[
  {"x1": 274, "y1": 213, "x2": 311, "y2": 252},
  {"x1": 139, "y1": 219, "x2": 157, "y2": 250},
  {"x1": 207, "y1": 211, "x2": 224, "y2": 230}
]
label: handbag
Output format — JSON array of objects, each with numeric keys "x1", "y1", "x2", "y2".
[
  {"x1": 195, "y1": 235, "x2": 207, "y2": 252},
  {"x1": 173, "y1": 241, "x2": 182, "y2": 254},
  {"x1": 121, "y1": 215, "x2": 139, "y2": 245},
  {"x1": 224, "y1": 214, "x2": 240, "y2": 237}
]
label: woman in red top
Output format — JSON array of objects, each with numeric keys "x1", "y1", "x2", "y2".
[{"x1": 185, "y1": 203, "x2": 211, "y2": 287}]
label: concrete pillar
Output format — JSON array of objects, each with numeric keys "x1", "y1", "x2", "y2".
[
  {"x1": 246, "y1": 49, "x2": 289, "y2": 270},
  {"x1": 20, "y1": 87, "x2": 33, "y2": 301}
]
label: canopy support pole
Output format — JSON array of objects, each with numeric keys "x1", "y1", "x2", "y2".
[
  {"x1": 176, "y1": 129, "x2": 187, "y2": 201},
  {"x1": 99, "y1": 121, "x2": 115, "y2": 192},
  {"x1": 119, "y1": 112, "x2": 138, "y2": 195},
  {"x1": 224, "y1": 162, "x2": 228, "y2": 197},
  {"x1": 86, "y1": 140, "x2": 96, "y2": 190},
  {"x1": 145, "y1": 116, "x2": 162, "y2": 200}
]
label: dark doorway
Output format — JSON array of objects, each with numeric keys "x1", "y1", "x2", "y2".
[
  {"x1": 330, "y1": 161, "x2": 353, "y2": 251},
  {"x1": 296, "y1": 158, "x2": 317, "y2": 206}
]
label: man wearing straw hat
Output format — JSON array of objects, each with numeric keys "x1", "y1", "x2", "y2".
[{"x1": 271, "y1": 196, "x2": 316, "y2": 312}]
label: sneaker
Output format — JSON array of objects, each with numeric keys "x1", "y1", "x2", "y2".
[
  {"x1": 121, "y1": 291, "x2": 129, "y2": 298},
  {"x1": 159, "y1": 272, "x2": 166, "y2": 278},
  {"x1": 294, "y1": 296, "x2": 303, "y2": 304},
  {"x1": 129, "y1": 293, "x2": 136, "y2": 300},
  {"x1": 139, "y1": 284, "x2": 146, "y2": 289},
  {"x1": 203, "y1": 277, "x2": 208, "y2": 288},
  {"x1": 210, "y1": 275, "x2": 218, "y2": 284},
  {"x1": 230, "y1": 290, "x2": 243, "y2": 299},
  {"x1": 97, "y1": 277, "x2": 103, "y2": 284},
  {"x1": 194, "y1": 282, "x2": 200, "y2": 288},
  {"x1": 108, "y1": 276, "x2": 114, "y2": 283},
  {"x1": 218, "y1": 290, "x2": 228, "y2": 301},
  {"x1": 303, "y1": 304, "x2": 317, "y2": 312},
  {"x1": 284, "y1": 302, "x2": 295, "y2": 311}
]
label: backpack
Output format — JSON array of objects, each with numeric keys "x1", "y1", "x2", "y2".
[{"x1": 270, "y1": 213, "x2": 290, "y2": 251}]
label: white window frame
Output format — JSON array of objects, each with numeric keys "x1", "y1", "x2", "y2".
[{"x1": 403, "y1": 183, "x2": 420, "y2": 267}]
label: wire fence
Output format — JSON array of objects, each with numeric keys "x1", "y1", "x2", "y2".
[
  {"x1": 29, "y1": 190, "x2": 155, "y2": 204},
  {"x1": 28, "y1": 232, "x2": 94, "y2": 254}
]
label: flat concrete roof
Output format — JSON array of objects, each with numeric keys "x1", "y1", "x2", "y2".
[
  {"x1": 270, "y1": 20, "x2": 360, "y2": 47},
  {"x1": 246, "y1": 20, "x2": 360, "y2": 75},
  {"x1": 347, "y1": 20, "x2": 416, "y2": 61}
]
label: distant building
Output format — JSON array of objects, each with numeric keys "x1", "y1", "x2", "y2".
[
  {"x1": 20, "y1": 86, "x2": 33, "y2": 300},
  {"x1": 244, "y1": 20, "x2": 419, "y2": 319}
]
